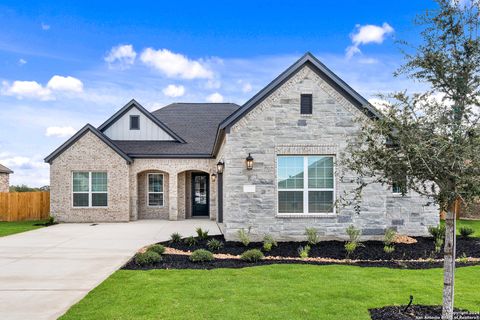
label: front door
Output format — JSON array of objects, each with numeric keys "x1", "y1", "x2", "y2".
[{"x1": 191, "y1": 172, "x2": 209, "y2": 217}]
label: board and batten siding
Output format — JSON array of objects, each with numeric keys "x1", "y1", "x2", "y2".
[{"x1": 103, "y1": 107, "x2": 175, "y2": 141}]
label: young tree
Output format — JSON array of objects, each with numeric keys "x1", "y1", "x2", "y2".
[{"x1": 341, "y1": 1, "x2": 480, "y2": 318}]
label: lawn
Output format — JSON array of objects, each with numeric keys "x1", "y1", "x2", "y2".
[
  {"x1": 0, "y1": 220, "x2": 46, "y2": 237},
  {"x1": 61, "y1": 264, "x2": 480, "y2": 320},
  {"x1": 440, "y1": 219, "x2": 480, "y2": 237}
]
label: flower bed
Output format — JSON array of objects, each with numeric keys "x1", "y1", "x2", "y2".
[
  {"x1": 369, "y1": 305, "x2": 480, "y2": 320},
  {"x1": 122, "y1": 234, "x2": 480, "y2": 270}
]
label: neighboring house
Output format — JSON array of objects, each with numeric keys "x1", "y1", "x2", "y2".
[
  {"x1": 45, "y1": 53, "x2": 438, "y2": 240},
  {"x1": 0, "y1": 164, "x2": 13, "y2": 192}
]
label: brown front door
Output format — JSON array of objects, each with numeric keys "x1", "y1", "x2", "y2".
[{"x1": 191, "y1": 172, "x2": 209, "y2": 217}]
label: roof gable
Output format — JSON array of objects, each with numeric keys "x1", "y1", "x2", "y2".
[
  {"x1": 98, "y1": 99, "x2": 185, "y2": 143},
  {"x1": 44, "y1": 124, "x2": 132, "y2": 164},
  {"x1": 0, "y1": 164, "x2": 13, "y2": 174},
  {"x1": 219, "y1": 52, "x2": 382, "y2": 131}
]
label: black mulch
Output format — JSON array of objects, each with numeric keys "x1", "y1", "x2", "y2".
[
  {"x1": 369, "y1": 305, "x2": 480, "y2": 320},
  {"x1": 163, "y1": 235, "x2": 480, "y2": 261}
]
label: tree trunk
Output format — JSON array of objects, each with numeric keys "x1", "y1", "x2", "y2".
[{"x1": 442, "y1": 209, "x2": 456, "y2": 319}]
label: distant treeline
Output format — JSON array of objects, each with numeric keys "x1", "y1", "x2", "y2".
[{"x1": 9, "y1": 185, "x2": 50, "y2": 192}]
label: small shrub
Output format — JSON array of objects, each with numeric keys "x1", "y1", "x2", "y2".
[
  {"x1": 345, "y1": 242, "x2": 359, "y2": 259},
  {"x1": 460, "y1": 227, "x2": 475, "y2": 238},
  {"x1": 298, "y1": 245, "x2": 311, "y2": 259},
  {"x1": 346, "y1": 225, "x2": 361, "y2": 242},
  {"x1": 196, "y1": 227, "x2": 209, "y2": 240},
  {"x1": 383, "y1": 245, "x2": 395, "y2": 254},
  {"x1": 434, "y1": 237, "x2": 444, "y2": 253},
  {"x1": 458, "y1": 252, "x2": 468, "y2": 264},
  {"x1": 189, "y1": 249, "x2": 214, "y2": 262},
  {"x1": 207, "y1": 238, "x2": 224, "y2": 251},
  {"x1": 428, "y1": 225, "x2": 446, "y2": 241},
  {"x1": 383, "y1": 228, "x2": 396, "y2": 254},
  {"x1": 240, "y1": 249, "x2": 264, "y2": 262},
  {"x1": 238, "y1": 227, "x2": 251, "y2": 247},
  {"x1": 305, "y1": 227, "x2": 319, "y2": 245},
  {"x1": 262, "y1": 234, "x2": 277, "y2": 252},
  {"x1": 170, "y1": 232, "x2": 182, "y2": 243},
  {"x1": 135, "y1": 251, "x2": 161, "y2": 266},
  {"x1": 184, "y1": 236, "x2": 198, "y2": 246},
  {"x1": 147, "y1": 244, "x2": 165, "y2": 255}
]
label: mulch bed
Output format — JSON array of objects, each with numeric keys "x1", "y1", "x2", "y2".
[
  {"x1": 369, "y1": 305, "x2": 480, "y2": 320},
  {"x1": 122, "y1": 235, "x2": 480, "y2": 270}
]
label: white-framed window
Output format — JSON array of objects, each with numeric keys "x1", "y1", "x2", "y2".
[
  {"x1": 72, "y1": 172, "x2": 108, "y2": 207},
  {"x1": 277, "y1": 155, "x2": 335, "y2": 214},
  {"x1": 147, "y1": 173, "x2": 164, "y2": 207}
]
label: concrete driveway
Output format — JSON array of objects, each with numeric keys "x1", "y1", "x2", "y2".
[{"x1": 0, "y1": 219, "x2": 220, "y2": 320}]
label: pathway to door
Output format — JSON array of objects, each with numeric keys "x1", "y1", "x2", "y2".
[{"x1": 0, "y1": 219, "x2": 220, "y2": 320}]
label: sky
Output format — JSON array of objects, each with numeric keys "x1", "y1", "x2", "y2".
[{"x1": 0, "y1": 0, "x2": 440, "y2": 187}]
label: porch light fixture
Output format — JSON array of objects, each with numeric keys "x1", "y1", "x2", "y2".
[
  {"x1": 246, "y1": 153, "x2": 254, "y2": 170},
  {"x1": 216, "y1": 161, "x2": 224, "y2": 174},
  {"x1": 211, "y1": 173, "x2": 217, "y2": 182}
]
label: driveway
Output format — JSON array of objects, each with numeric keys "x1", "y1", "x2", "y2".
[{"x1": 0, "y1": 219, "x2": 220, "y2": 320}]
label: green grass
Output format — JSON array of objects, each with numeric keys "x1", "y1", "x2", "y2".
[
  {"x1": 61, "y1": 264, "x2": 480, "y2": 320},
  {"x1": 0, "y1": 220, "x2": 46, "y2": 237},
  {"x1": 440, "y1": 219, "x2": 480, "y2": 237}
]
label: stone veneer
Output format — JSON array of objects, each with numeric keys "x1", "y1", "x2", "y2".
[
  {"x1": 221, "y1": 65, "x2": 438, "y2": 241},
  {"x1": 50, "y1": 131, "x2": 130, "y2": 222},
  {"x1": 0, "y1": 173, "x2": 9, "y2": 192}
]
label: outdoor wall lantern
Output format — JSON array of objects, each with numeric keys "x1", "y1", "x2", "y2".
[
  {"x1": 216, "y1": 161, "x2": 224, "y2": 174},
  {"x1": 211, "y1": 173, "x2": 217, "y2": 182},
  {"x1": 246, "y1": 153, "x2": 254, "y2": 170}
]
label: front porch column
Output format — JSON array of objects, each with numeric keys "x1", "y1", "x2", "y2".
[{"x1": 169, "y1": 172, "x2": 178, "y2": 220}]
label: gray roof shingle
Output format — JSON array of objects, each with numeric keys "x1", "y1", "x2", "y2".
[{"x1": 112, "y1": 103, "x2": 240, "y2": 157}]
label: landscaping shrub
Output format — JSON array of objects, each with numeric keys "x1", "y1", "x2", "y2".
[
  {"x1": 147, "y1": 244, "x2": 165, "y2": 255},
  {"x1": 345, "y1": 242, "x2": 359, "y2": 259},
  {"x1": 460, "y1": 227, "x2": 475, "y2": 238},
  {"x1": 196, "y1": 227, "x2": 209, "y2": 240},
  {"x1": 458, "y1": 252, "x2": 468, "y2": 264},
  {"x1": 189, "y1": 249, "x2": 214, "y2": 262},
  {"x1": 383, "y1": 228, "x2": 396, "y2": 254},
  {"x1": 434, "y1": 237, "x2": 444, "y2": 253},
  {"x1": 134, "y1": 251, "x2": 161, "y2": 266},
  {"x1": 184, "y1": 236, "x2": 198, "y2": 246},
  {"x1": 298, "y1": 245, "x2": 311, "y2": 259},
  {"x1": 240, "y1": 249, "x2": 264, "y2": 262},
  {"x1": 428, "y1": 225, "x2": 446, "y2": 241},
  {"x1": 262, "y1": 234, "x2": 277, "y2": 252},
  {"x1": 207, "y1": 238, "x2": 223, "y2": 251},
  {"x1": 170, "y1": 232, "x2": 182, "y2": 243},
  {"x1": 237, "y1": 227, "x2": 251, "y2": 247},
  {"x1": 305, "y1": 227, "x2": 319, "y2": 245},
  {"x1": 345, "y1": 225, "x2": 363, "y2": 259}
]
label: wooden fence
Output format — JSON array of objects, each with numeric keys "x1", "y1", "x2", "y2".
[{"x1": 0, "y1": 192, "x2": 50, "y2": 221}]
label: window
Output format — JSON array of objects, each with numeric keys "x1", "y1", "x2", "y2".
[
  {"x1": 277, "y1": 156, "x2": 334, "y2": 214},
  {"x1": 148, "y1": 173, "x2": 164, "y2": 207},
  {"x1": 130, "y1": 115, "x2": 140, "y2": 130},
  {"x1": 392, "y1": 176, "x2": 407, "y2": 194},
  {"x1": 300, "y1": 94, "x2": 313, "y2": 114},
  {"x1": 72, "y1": 172, "x2": 108, "y2": 207}
]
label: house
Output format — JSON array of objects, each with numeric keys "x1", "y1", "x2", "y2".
[
  {"x1": 45, "y1": 52, "x2": 438, "y2": 240},
  {"x1": 0, "y1": 164, "x2": 13, "y2": 193}
]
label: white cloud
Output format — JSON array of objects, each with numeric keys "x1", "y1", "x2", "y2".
[
  {"x1": 162, "y1": 84, "x2": 185, "y2": 97},
  {"x1": 204, "y1": 79, "x2": 221, "y2": 89},
  {"x1": 1, "y1": 80, "x2": 53, "y2": 100},
  {"x1": 140, "y1": 48, "x2": 213, "y2": 79},
  {"x1": 346, "y1": 23, "x2": 394, "y2": 58},
  {"x1": 41, "y1": 23, "x2": 50, "y2": 30},
  {"x1": 104, "y1": 44, "x2": 137, "y2": 70},
  {"x1": 45, "y1": 126, "x2": 76, "y2": 138},
  {"x1": 0, "y1": 154, "x2": 49, "y2": 187},
  {"x1": 18, "y1": 58, "x2": 27, "y2": 66},
  {"x1": 242, "y1": 82, "x2": 252, "y2": 93},
  {"x1": 206, "y1": 92, "x2": 224, "y2": 103},
  {"x1": 47, "y1": 75, "x2": 84, "y2": 93}
]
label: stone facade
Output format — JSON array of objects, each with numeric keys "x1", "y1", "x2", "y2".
[
  {"x1": 221, "y1": 65, "x2": 438, "y2": 241},
  {"x1": 50, "y1": 131, "x2": 130, "y2": 222},
  {"x1": 0, "y1": 173, "x2": 9, "y2": 192}
]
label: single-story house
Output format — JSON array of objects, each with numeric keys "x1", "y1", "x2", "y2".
[
  {"x1": 45, "y1": 52, "x2": 438, "y2": 241},
  {"x1": 0, "y1": 164, "x2": 13, "y2": 193}
]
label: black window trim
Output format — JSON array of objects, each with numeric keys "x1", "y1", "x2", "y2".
[{"x1": 130, "y1": 115, "x2": 140, "y2": 130}]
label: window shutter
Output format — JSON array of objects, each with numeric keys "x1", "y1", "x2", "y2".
[{"x1": 300, "y1": 94, "x2": 312, "y2": 114}]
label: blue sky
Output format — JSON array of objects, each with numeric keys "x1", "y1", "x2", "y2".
[{"x1": 0, "y1": 0, "x2": 438, "y2": 186}]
